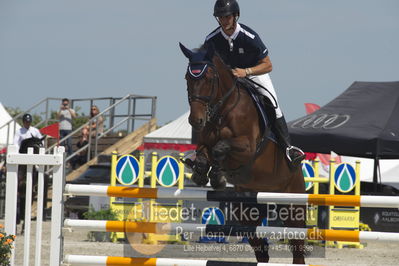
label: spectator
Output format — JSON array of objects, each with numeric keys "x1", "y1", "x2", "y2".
[
  {"x1": 57, "y1": 98, "x2": 76, "y2": 155},
  {"x1": 13, "y1": 113, "x2": 43, "y2": 151},
  {"x1": 70, "y1": 127, "x2": 89, "y2": 169},
  {"x1": 89, "y1": 105, "x2": 104, "y2": 137}
]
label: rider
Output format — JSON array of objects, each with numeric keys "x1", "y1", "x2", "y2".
[
  {"x1": 13, "y1": 113, "x2": 43, "y2": 151},
  {"x1": 204, "y1": 0, "x2": 305, "y2": 167}
]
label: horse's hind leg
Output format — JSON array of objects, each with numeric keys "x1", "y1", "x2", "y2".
[
  {"x1": 285, "y1": 171, "x2": 307, "y2": 264},
  {"x1": 233, "y1": 200, "x2": 270, "y2": 262},
  {"x1": 285, "y1": 204, "x2": 306, "y2": 264},
  {"x1": 247, "y1": 236, "x2": 270, "y2": 262}
]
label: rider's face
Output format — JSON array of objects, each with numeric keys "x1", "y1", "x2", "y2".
[
  {"x1": 23, "y1": 121, "x2": 31, "y2": 129},
  {"x1": 218, "y1": 14, "x2": 236, "y2": 35}
]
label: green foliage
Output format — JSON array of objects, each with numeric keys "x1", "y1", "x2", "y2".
[
  {"x1": 73, "y1": 116, "x2": 89, "y2": 131},
  {"x1": 5, "y1": 106, "x2": 47, "y2": 129},
  {"x1": 6, "y1": 106, "x2": 89, "y2": 131},
  {"x1": 82, "y1": 208, "x2": 118, "y2": 242},
  {"x1": 359, "y1": 222, "x2": 371, "y2": 231},
  {"x1": 83, "y1": 208, "x2": 118, "y2": 220},
  {"x1": 0, "y1": 224, "x2": 15, "y2": 266}
]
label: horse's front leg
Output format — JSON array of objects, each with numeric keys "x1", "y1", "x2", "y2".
[
  {"x1": 210, "y1": 136, "x2": 254, "y2": 189},
  {"x1": 183, "y1": 148, "x2": 211, "y2": 187}
]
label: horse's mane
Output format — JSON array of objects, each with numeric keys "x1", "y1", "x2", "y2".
[
  {"x1": 197, "y1": 44, "x2": 229, "y2": 68},
  {"x1": 197, "y1": 43, "x2": 235, "y2": 80}
]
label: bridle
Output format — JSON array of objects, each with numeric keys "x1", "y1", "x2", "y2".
[{"x1": 186, "y1": 60, "x2": 238, "y2": 127}]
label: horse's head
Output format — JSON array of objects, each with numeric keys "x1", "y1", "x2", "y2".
[
  {"x1": 180, "y1": 43, "x2": 220, "y2": 130},
  {"x1": 19, "y1": 136, "x2": 46, "y2": 154}
]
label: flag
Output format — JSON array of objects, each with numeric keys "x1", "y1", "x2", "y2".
[
  {"x1": 40, "y1": 123, "x2": 60, "y2": 139},
  {"x1": 304, "y1": 103, "x2": 321, "y2": 114}
]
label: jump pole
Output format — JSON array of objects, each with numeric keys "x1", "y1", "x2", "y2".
[
  {"x1": 64, "y1": 219, "x2": 399, "y2": 243},
  {"x1": 64, "y1": 255, "x2": 322, "y2": 266},
  {"x1": 64, "y1": 184, "x2": 399, "y2": 208}
]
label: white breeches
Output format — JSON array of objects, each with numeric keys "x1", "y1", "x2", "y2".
[{"x1": 248, "y1": 73, "x2": 283, "y2": 118}]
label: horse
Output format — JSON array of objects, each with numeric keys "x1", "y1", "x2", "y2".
[
  {"x1": 17, "y1": 136, "x2": 48, "y2": 234},
  {"x1": 180, "y1": 43, "x2": 307, "y2": 264}
]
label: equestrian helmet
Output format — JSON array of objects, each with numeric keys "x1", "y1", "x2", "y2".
[
  {"x1": 22, "y1": 113, "x2": 33, "y2": 123},
  {"x1": 213, "y1": 0, "x2": 240, "y2": 17}
]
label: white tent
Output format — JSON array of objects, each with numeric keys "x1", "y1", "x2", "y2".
[
  {"x1": 339, "y1": 156, "x2": 399, "y2": 183},
  {"x1": 0, "y1": 102, "x2": 21, "y2": 147},
  {"x1": 144, "y1": 111, "x2": 191, "y2": 144},
  {"x1": 378, "y1": 160, "x2": 399, "y2": 185}
]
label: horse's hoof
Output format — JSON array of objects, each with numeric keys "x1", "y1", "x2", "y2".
[
  {"x1": 209, "y1": 167, "x2": 227, "y2": 190},
  {"x1": 181, "y1": 158, "x2": 194, "y2": 169},
  {"x1": 210, "y1": 176, "x2": 226, "y2": 190},
  {"x1": 191, "y1": 172, "x2": 209, "y2": 186}
]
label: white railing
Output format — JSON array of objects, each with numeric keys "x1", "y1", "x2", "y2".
[{"x1": 5, "y1": 145, "x2": 65, "y2": 266}]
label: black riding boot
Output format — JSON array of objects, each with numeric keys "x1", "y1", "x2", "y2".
[{"x1": 273, "y1": 116, "x2": 305, "y2": 169}]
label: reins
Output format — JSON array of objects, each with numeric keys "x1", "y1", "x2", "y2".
[{"x1": 208, "y1": 76, "x2": 240, "y2": 126}]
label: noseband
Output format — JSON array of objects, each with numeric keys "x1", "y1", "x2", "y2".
[{"x1": 186, "y1": 61, "x2": 238, "y2": 126}]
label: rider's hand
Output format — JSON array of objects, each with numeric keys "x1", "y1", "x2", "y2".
[{"x1": 232, "y1": 68, "x2": 247, "y2": 78}]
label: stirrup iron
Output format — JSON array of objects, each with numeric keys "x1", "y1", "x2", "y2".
[{"x1": 285, "y1": 146, "x2": 305, "y2": 162}]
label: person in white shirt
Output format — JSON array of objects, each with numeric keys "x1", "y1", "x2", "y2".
[
  {"x1": 57, "y1": 98, "x2": 76, "y2": 155},
  {"x1": 13, "y1": 113, "x2": 43, "y2": 151}
]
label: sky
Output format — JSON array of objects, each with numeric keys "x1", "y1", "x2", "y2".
[{"x1": 1, "y1": 0, "x2": 398, "y2": 126}]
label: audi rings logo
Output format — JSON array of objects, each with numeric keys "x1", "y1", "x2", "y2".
[{"x1": 291, "y1": 113, "x2": 350, "y2": 129}]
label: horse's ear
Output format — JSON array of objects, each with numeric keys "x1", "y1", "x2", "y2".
[
  {"x1": 179, "y1": 42, "x2": 193, "y2": 60},
  {"x1": 40, "y1": 135, "x2": 47, "y2": 141}
]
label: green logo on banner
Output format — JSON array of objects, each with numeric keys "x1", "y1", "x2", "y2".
[
  {"x1": 115, "y1": 155, "x2": 140, "y2": 185},
  {"x1": 302, "y1": 163, "x2": 315, "y2": 191},
  {"x1": 334, "y1": 163, "x2": 356, "y2": 193},
  {"x1": 155, "y1": 156, "x2": 180, "y2": 187}
]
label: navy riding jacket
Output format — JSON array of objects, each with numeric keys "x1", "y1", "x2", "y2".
[{"x1": 204, "y1": 23, "x2": 268, "y2": 69}]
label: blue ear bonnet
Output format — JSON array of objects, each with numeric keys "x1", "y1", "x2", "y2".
[
  {"x1": 188, "y1": 63, "x2": 209, "y2": 79},
  {"x1": 187, "y1": 49, "x2": 212, "y2": 79}
]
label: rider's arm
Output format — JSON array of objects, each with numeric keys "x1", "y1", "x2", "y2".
[
  {"x1": 34, "y1": 128, "x2": 43, "y2": 139},
  {"x1": 248, "y1": 56, "x2": 272, "y2": 75},
  {"x1": 232, "y1": 56, "x2": 272, "y2": 78},
  {"x1": 33, "y1": 128, "x2": 44, "y2": 146},
  {"x1": 13, "y1": 131, "x2": 21, "y2": 150}
]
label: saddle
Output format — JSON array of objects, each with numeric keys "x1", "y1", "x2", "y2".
[{"x1": 237, "y1": 78, "x2": 277, "y2": 143}]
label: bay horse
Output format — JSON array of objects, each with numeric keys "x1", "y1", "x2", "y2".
[{"x1": 180, "y1": 43, "x2": 307, "y2": 264}]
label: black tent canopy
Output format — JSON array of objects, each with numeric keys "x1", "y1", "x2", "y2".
[{"x1": 288, "y1": 81, "x2": 399, "y2": 184}]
